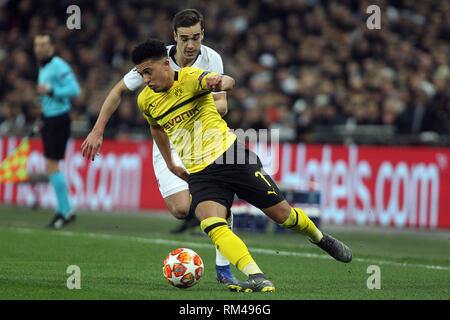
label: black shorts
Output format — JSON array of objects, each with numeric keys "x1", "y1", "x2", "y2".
[
  {"x1": 41, "y1": 113, "x2": 71, "y2": 160},
  {"x1": 188, "y1": 140, "x2": 285, "y2": 217}
]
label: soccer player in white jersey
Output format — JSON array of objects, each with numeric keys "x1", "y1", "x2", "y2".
[{"x1": 81, "y1": 9, "x2": 239, "y2": 288}]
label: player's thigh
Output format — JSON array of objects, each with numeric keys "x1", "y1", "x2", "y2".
[
  {"x1": 233, "y1": 164, "x2": 285, "y2": 212},
  {"x1": 218, "y1": 140, "x2": 285, "y2": 211},
  {"x1": 188, "y1": 167, "x2": 235, "y2": 222}
]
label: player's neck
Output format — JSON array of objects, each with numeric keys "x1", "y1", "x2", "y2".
[
  {"x1": 174, "y1": 49, "x2": 196, "y2": 68},
  {"x1": 162, "y1": 69, "x2": 176, "y2": 91}
]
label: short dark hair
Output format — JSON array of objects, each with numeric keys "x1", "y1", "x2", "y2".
[
  {"x1": 172, "y1": 9, "x2": 204, "y2": 33},
  {"x1": 35, "y1": 32, "x2": 55, "y2": 44},
  {"x1": 131, "y1": 39, "x2": 168, "y2": 65}
]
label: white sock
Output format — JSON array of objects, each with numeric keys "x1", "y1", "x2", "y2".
[{"x1": 215, "y1": 248, "x2": 230, "y2": 266}]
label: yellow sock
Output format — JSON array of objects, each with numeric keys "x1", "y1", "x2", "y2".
[
  {"x1": 200, "y1": 217, "x2": 261, "y2": 273},
  {"x1": 280, "y1": 208, "x2": 323, "y2": 243},
  {"x1": 242, "y1": 262, "x2": 263, "y2": 276}
]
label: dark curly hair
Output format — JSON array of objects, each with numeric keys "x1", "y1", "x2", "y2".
[{"x1": 131, "y1": 39, "x2": 167, "y2": 65}]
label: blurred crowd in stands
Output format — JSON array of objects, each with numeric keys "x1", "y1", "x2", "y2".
[{"x1": 0, "y1": 0, "x2": 449, "y2": 143}]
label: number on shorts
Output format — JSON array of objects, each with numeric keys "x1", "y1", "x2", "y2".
[{"x1": 255, "y1": 171, "x2": 272, "y2": 187}]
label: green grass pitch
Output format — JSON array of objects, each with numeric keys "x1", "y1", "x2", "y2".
[{"x1": 0, "y1": 205, "x2": 448, "y2": 300}]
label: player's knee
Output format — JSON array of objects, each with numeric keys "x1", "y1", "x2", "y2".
[
  {"x1": 170, "y1": 205, "x2": 189, "y2": 219},
  {"x1": 164, "y1": 192, "x2": 190, "y2": 219},
  {"x1": 45, "y1": 159, "x2": 60, "y2": 174}
]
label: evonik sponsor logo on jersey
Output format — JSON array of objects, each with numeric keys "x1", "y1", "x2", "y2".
[{"x1": 163, "y1": 106, "x2": 200, "y2": 130}]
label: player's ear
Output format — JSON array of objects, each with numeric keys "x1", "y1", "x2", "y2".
[
  {"x1": 200, "y1": 29, "x2": 204, "y2": 41},
  {"x1": 163, "y1": 58, "x2": 170, "y2": 69},
  {"x1": 173, "y1": 31, "x2": 178, "y2": 42}
]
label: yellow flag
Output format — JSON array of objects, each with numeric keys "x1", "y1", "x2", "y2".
[{"x1": 0, "y1": 138, "x2": 30, "y2": 183}]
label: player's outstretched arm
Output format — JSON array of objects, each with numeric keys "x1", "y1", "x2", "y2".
[
  {"x1": 205, "y1": 75, "x2": 235, "y2": 93},
  {"x1": 81, "y1": 79, "x2": 130, "y2": 161},
  {"x1": 150, "y1": 124, "x2": 189, "y2": 182}
]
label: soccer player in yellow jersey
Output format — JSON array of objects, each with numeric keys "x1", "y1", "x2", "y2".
[
  {"x1": 82, "y1": 9, "x2": 239, "y2": 288},
  {"x1": 81, "y1": 9, "x2": 238, "y2": 286},
  {"x1": 134, "y1": 39, "x2": 352, "y2": 292}
]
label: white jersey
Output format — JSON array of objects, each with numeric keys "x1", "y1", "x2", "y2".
[
  {"x1": 124, "y1": 44, "x2": 224, "y2": 91},
  {"x1": 124, "y1": 44, "x2": 225, "y2": 160}
]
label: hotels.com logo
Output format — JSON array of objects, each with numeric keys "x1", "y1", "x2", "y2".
[{"x1": 278, "y1": 145, "x2": 442, "y2": 228}]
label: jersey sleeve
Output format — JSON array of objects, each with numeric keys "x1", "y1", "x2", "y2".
[
  {"x1": 193, "y1": 69, "x2": 220, "y2": 93},
  {"x1": 142, "y1": 113, "x2": 158, "y2": 126},
  {"x1": 208, "y1": 50, "x2": 224, "y2": 75},
  {"x1": 123, "y1": 67, "x2": 144, "y2": 91}
]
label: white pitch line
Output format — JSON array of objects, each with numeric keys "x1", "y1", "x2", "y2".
[{"x1": 12, "y1": 227, "x2": 450, "y2": 271}]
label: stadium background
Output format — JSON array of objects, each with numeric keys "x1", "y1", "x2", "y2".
[
  {"x1": 0, "y1": 0, "x2": 449, "y2": 302},
  {"x1": 1, "y1": 0, "x2": 448, "y2": 229},
  {"x1": 1, "y1": 0, "x2": 449, "y2": 142}
]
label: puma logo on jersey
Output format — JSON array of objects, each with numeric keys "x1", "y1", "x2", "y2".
[{"x1": 267, "y1": 190, "x2": 277, "y2": 195}]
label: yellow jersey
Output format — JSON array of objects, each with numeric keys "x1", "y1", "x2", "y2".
[{"x1": 137, "y1": 67, "x2": 237, "y2": 173}]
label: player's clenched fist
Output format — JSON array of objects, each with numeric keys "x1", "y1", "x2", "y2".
[{"x1": 205, "y1": 75, "x2": 223, "y2": 92}]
